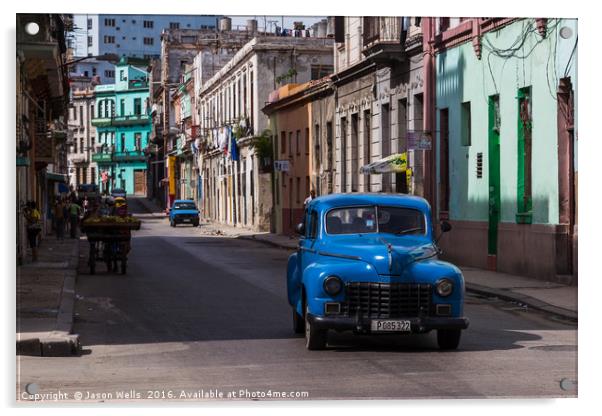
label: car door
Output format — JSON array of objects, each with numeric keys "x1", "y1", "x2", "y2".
[{"x1": 298, "y1": 209, "x2": 318, "y2": 275}]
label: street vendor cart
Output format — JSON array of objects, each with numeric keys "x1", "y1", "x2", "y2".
[{"x1": 81, "y1": 216, "x2": 141, "y2": 275}]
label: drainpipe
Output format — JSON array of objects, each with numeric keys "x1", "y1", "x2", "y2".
[{"x1": 422, "y1": 17, "x2": 436, "y2": 211}]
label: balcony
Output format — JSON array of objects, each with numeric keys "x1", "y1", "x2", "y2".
[
  {"x1": 113, "y1": 150, "x2": 147, "y2": 162},
  {"x1": 92, "y1": 153, "x2": 113, "y2": 163},
  {"x1": 362, "y1": 17, "x2": 405, "y2": 64},
  {"x1": 91, "y1": 114, "x2": 151, "y2": 127}
]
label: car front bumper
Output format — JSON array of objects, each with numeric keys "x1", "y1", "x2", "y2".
[{"x1": 307, "y1": 313, "x2": 469, "y2": 334}]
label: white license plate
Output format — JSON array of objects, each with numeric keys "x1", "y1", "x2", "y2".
[
  {"x1": 182, "y1": 219, "x2": 191, "y2": 222},
  {"x1": 371, "y1": 320, "x2": 412, "y2": 332}
]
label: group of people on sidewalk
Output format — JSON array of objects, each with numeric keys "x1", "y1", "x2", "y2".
[{"x1": 21, "y1": 195, "x2": 87, "y2": 262}]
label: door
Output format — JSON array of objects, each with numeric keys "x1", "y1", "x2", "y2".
[
  {"x1": 488, "y1": 95, "x2": 501, "y2": 269},
  {"x1": 134, "y1": 170, "x2": 146, "y2": 196}
]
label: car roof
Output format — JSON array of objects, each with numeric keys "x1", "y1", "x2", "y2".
[{"x1": 308, "y1": 193, "x2": 431, "y2": 212}]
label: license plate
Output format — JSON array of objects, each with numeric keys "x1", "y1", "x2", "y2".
[
  {"x1": 371, "y1": 320, "x2": 412, "y2": 332},
  {"x1": 182, "y1": 219, "x2": 191, "y2": 222}
]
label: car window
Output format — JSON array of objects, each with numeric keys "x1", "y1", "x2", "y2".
[
  {"x1": 377, "y1": 206, "x2": 426, "y2": 235},
  {"x1": 173, "y1": 202, "x2": 197, "y2": 210},
  {"x1": 326, "y1": 206, "x2": 377, "y2": 234},
  {"x1": 309, "y1": 210, "x2": 318, "y2": 239}
]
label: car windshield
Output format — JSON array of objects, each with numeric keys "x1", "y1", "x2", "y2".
[
  {"x1": 173, "y1": 202, "x2": 196, "y2": 210},
  {"x1": 326, "y1": 206, "x2": 426, "y2": 236}
]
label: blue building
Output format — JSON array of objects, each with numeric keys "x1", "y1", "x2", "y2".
[
  {"x1": 91, "y1": 58, "x2": 151, "y2": 195},
  {"x1": 71, "y1": 14, "x2": 220, "y2": 83}
]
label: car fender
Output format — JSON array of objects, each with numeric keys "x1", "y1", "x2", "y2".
[
  {"x1": 301, "y1": 258, "x2": 377, "y2": 316},
  {"x1": 408, "y1": 259, "x2": 465, "y2": 316}
]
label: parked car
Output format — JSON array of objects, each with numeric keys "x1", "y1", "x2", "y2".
[
  {"x1": 169, "y1": 200, "x2": 200, "y2": 227},
  {"x1": 287, "y1": 193, "x2": 469, "y2": 350},
  {"x1": 111, "y1": 188, "x2": 127, "y2": 199}
]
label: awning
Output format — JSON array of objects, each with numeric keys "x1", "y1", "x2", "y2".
[
  {"x1": 46, "y1": 172, "x2": 69, "y2": 183},
  {"x1": 360, "y1": 153, "x2": 408, "y2": 174}
]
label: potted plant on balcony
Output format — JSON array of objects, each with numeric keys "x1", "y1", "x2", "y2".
[{"x1": 250, "y1": 129, "x2": 273, "y2": 173}]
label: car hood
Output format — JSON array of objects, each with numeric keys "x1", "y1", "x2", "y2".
[
  {"x1": 318, "y1": 235, "x2": 437, "y2": 275},
  {"x1": 173, "y1": 209, "x2": 199, "y2": 215}
]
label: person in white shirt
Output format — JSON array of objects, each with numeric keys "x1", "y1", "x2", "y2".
[{"x1": 304, "y1": 189, "x2": 316, "y2": 208}]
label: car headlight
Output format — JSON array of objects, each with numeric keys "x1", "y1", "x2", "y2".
[
  {"x1": 323, "y1": 275, "x2": 343, "y2": 296},
  {"x1": 436, "y1": 278, "x2": 454, "y2": 297}
]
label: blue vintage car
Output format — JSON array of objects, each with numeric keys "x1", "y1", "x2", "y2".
[
  {"x1": 287, "y1": 193, "x2": 469, "y2": 350},
  {"x1": 169, "y1": 200, "x2": 200, "y2": 227}
]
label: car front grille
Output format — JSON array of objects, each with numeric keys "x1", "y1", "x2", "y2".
[{"x1": 341, "y1": 282, "x2": 432, "y2": 319}]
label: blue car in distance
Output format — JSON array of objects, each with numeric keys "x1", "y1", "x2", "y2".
[
  {"x1": 287, "y1": 193, "x2": 469, "y2": 350},
  {"x1": 169, "y1": 200, "x2": 200, "y2": 227}
]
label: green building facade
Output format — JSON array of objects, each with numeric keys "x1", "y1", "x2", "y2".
[
  {"x1": 435, "y1": 18, "x2": 577, "y2": 281},
  {"x1": 92, "y1": 59, "x2": 151, "y2": 196}
]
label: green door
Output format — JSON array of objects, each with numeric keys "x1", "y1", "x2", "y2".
[{"x1": 488, "y1": 96, "x2": 501, "y2": 256}]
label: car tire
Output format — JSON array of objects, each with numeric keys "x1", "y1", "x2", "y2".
[
  {"x1": 305, "y1": 305, "x2": 326, "y2": 350},
  {"x1": 437, "y1": 329, "x2": 462, "y2": 350},
  {"x1": 292, "y1": 307, "x2": 305, "y2": 334},
  {"x1": 193, "y1": 221, "x2": 199, "y2": 227},
  {"x1": 171, "y1": 220, "x2": 176, "y2": 227}
]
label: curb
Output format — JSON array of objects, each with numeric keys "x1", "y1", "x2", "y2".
[
  {"x1": 16, "y1": 240, "x2": 81, "y2": 357},
  {"x1": 237, "y1": 234, "x2": 297, "y2": 250},
  {"x1": 465, "y1": 283, "x2": 577, "y2": 323},
  {"x1": 237, "y1": 234, "x2": 578, "y2": 323}
]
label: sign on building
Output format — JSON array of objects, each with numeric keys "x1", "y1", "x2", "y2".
[
  {"x1": 407, "y1": 131, "x2": 432, "y2": 150},
  {"x1": 274, "y1": 160, "x2": 290, "y2": 172}
]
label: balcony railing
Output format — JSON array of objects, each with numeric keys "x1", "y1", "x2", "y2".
[
  {"x1": 92, "y1": 153, "x2": 112, "y2": 163},
  {"x1": 91, "y1": 114, "x2": 151, "y2": 127},
  {"x1": 113, "y1": 150, "x2": 146, "y2": 162}
]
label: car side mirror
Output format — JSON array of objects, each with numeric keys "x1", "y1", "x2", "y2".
[
  {"x1": 441, "y1": 221, "x2": 452, "y2": 233},
  {"x1": 295, "y1": 222, "x2": 305, "y2": 236}
]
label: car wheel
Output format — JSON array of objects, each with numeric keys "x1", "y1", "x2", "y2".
[
  {"x1": 437, "y1": 329, "x2": 462, "y2": 350},
  {"x1": 170, "y1": 220, "x2": 176, "y2": 227},
  {"x1": 193, "y1": 221, "x2": 199, "y2": 227},
  {"x1": 305, "y1": 305, "x2": 326, "y2": 350},
  {"x1": 292, "y1": 307, "x2": 305, "y2": 334}
]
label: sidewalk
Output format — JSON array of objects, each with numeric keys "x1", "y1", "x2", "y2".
[
  {"x1": 198, "y1": 221, "x2": 578, "y2": 322},
  {"x1": 16, "y1": 235, "x2": 81, "y2": 356}
]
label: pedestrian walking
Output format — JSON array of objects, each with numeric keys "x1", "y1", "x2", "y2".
[
  {"x1": 304, "y1": 189, "x2": 316, "y2": 208},
  {"x1": 68, "y1": 199, "x2": 82, "y2": 239},
  {"x1": 53, "y1": 198, "x2": 65, "y2": 240},
  {"x1": 23, "y1": 201, "x2": 42, "y2": 262}
]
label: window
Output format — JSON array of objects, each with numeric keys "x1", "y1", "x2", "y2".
[
  {"x1": 296, "y1": 130, "x2": 301, "y2": 155},
  {"x1": 134, "y1": 98, "x2": 141, "y2": 115},
  {"x1": 296, "y1": 177, "x2": 301, "y2": 204},
  {"x1": 135, "y1": 133, "x2": 142, "y2": 151},
  {"x1": 305, "y1": 128, "x2": 310, "y2": 155},
  {"x1": 351, "y1": 113, "x2": 359, "y2": 192},
  {"x1": 79, "y1": 106, "x2": 83, "y2": 127},
  {"x1": 461, "y1": 101, "x2": 471, "y2": 146},
  {"x1": 340, "y1": 117, "x2": 347, "y2": 192},
  {"x1": 517, "y1": 87, "x2": 533, "y2": 221},
  {"x1": 87, "y1": 36, "x2": 93, "y2": 47},
  {"x1": 84, "y1": 71, "x2": 89, "y2": 77},
  {"x1": 288, "y1": 132, "x2": 293, "y2": 157},
  {"x1": 326, "y1": 206, "x2": 425, "y2": 235},
  {"x1": 120, "y1": 133, "x2": 125, "y2": 151},
  {"x1": 119, "y1": 70, "x2": 125, "y2": 81},
  {"x1": 169, "y1": 22, "x2": 180, "y2": 29},
  {"x1": 79, "y1": 137, "x2": 84, "y2": 153},
  {"x1": 92, "y1": 67, "x2": 97, "y2": 76},
  {"x1": 143, "y1": 37, "x2": 154, "y2": 45},
  {"x1": 73, "y1": 105, "x2": 77, "y2": 121},
  {"x1": 309, "y1": 210, "x2": 318, "y2": 239},
  {"x1": 281, "y1": 131, "x2": 286, "y2": 154},
  {"x1": 143, "y1": 20, "x2": 154, "y2": 28},
  {"x1": 439, "y1": 108, "x2": 450, "y2": 213},
  {"x1": 87, "y1": 18, "x2": 92, "y2": 30},
  {"x1": 90, "y1": 104, "x2": 94, "y2": 119},
  {"x1": 132, "y1": 20, "x2": 136, "y2": 24},
  {"x1": 104, "y1": 35, "x2": 115, "y2": 44},
  {"x1": 74, "y1": 140, "x2": 78, "y2": 153},
  {"x1": 104, "y1": 18, "x2": 115, "y2": 27},
  {"x1": 381, "y1": 103, "x2": 391, "y2": 192},
  {"x1": 104, "y1": 70, "x2": 115, "y2": 78},
  {"x1": 311, "y1": 64, "x2": 334, "y2": 80},
  {"x1": 396, "y1": 100, "x2": 408, "y2": 193},
  {"x1": 120, "y1": 99, "x2": 125, "y2": 116}
]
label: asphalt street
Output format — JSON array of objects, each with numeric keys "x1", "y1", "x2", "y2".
[{"x1": 17, "y1": 198, "x2": 578, "y2": 401}]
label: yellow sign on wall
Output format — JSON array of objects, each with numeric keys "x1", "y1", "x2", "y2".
[{"x1": 168, "y1": 156, "x2": 176, "y2": 195}]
